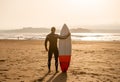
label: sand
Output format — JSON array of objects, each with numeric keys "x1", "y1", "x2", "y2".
[{"x1": 0, "y1": 40, "x2": 120, "y2": 82}]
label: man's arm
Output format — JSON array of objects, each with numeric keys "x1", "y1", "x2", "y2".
[
  {"x1": 58, "y1": 32, "x2": 70, "y2": 39},
  {"x1": 45, "y1": 36, "x2": 49, "y2": 51}
]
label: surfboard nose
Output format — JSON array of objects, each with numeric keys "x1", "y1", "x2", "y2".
[{"x1": 63, "y1": 23, "x2": 67, "y2": 26}]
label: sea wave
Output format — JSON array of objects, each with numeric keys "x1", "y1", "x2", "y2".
[{"x1": 0, "y1": 33, "x2": 120, "y2": 41}]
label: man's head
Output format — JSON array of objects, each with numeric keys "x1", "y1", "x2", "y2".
[{"x1": 51, "y1": 27, "x2": 56, "y2": 34}]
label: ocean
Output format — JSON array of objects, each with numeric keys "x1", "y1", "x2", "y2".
[{"x1": 0, "y1": 33, "x2": 120, "y2": 41}]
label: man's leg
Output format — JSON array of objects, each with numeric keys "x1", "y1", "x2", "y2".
[
  {"x1": 54, "y1": 49, "x2": 59, "y2": 72},
  {"x1": 48, "y1": 50, "x2": 52, "y2": 72}
]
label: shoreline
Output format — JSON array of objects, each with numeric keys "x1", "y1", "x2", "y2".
[{"x1": 0, "y1": 39, "x2": 120, "y2": 42}]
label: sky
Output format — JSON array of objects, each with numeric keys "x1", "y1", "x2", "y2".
[{"x1": 0, "y1": 0, "x2": 120, "y2": 30}]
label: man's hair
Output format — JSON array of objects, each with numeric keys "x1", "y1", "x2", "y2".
[{"x1": 51, "y1": 27, "x2": 56, "y2": 31}]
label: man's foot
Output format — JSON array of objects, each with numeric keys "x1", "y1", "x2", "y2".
[{"x1": 56, "y1": 70, "x2": 59, "y2": 73}]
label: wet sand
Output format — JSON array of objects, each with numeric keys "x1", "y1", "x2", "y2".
[{"x1": 0, "y1": 40, "x2": 120, "y2": 82}]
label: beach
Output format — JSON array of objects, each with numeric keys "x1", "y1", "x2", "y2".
[{"x1": 0, "y1": 40, "x2": 120, "y2": 82}]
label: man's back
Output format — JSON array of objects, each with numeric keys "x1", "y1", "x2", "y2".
[{"x1": 46, "y1": 33, "x2": 58, "y2": 50}]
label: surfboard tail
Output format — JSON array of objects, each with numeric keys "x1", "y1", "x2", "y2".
[{"x1": 59, "y1": 55, "x2": 71, "y2": 72}]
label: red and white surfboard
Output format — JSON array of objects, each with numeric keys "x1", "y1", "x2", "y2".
[{"x1": 59, "y1": 24, "x2": 71, "y2": 72}]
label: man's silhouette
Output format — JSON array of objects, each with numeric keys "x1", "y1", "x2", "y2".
[{"x1": 45, "y1": 27, "x2": 70, "y2": 72}]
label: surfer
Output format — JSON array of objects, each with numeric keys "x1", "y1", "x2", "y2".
[{"x1": 45, "y1": 27, "x2": 70, "y2": 73}]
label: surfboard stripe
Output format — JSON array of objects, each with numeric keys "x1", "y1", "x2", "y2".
[{"x1": 59, "y1": 55, "x2": 71, "y2": 72}]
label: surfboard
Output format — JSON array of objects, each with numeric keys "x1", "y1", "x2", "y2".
[{"x1": 59, "y1": 24, "x2": 71, "y2": 72}]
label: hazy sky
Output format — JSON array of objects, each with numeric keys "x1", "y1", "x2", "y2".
[{"x1": 0, "y1": 0, "x2": 120, "y2": 30}]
